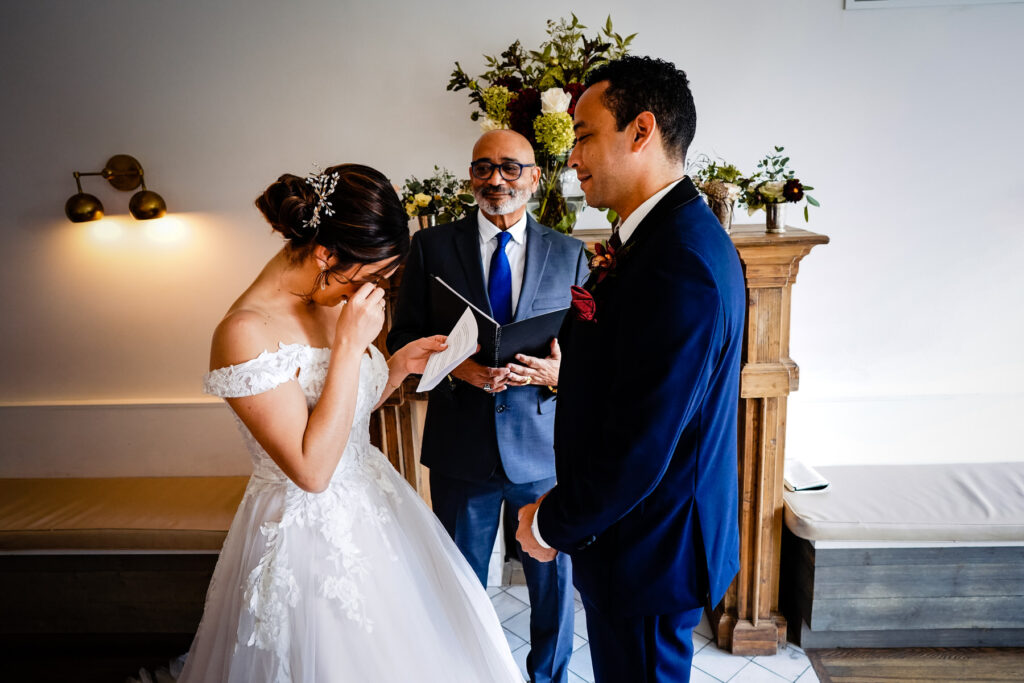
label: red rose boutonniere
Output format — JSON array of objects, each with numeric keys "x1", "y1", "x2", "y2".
[
  {"x1": 589, "y1": 240, "x2": 617, "y2": 284},
  {"x1": 570, "y1": 285, "x2": 597, "y2": 322}
]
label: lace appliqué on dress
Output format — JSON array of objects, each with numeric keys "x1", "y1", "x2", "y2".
[
  {"x1": 203, "y1": 342, "x2": 330, "y2": 399},
  {"x1": 203, "y1": 342, "x2": 398, "y2": 670}
]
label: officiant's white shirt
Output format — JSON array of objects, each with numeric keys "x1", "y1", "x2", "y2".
[
  {"x1": 478, "y1": 210, "x2": 527, "y2": 317},
  {"x1": 531, "y1": 176, "x2": 683, "y2": 550}
]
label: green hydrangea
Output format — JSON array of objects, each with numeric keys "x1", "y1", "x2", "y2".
[
  {"x1": 533, "y1": 111, "x2": 574, "y2": 157},
  {"x1": 481, "y1": 86, "x2": 513, "y2": 126}
]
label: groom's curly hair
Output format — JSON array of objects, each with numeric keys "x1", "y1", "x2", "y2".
[{"x1": 585, "y1": 56, "x2": 696, "y2": 164}]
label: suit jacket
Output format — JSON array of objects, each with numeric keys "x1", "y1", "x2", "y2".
[
  {"x1": 536, "y1": 179, "x2": 744, "y2": 617},
  {"x1": 387, "y1": 211, "x2": 589, "y2": 484}
]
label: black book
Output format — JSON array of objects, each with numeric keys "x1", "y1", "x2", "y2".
[{"x1": 430, "y1": 275, "x2": 568, "y2": 367}]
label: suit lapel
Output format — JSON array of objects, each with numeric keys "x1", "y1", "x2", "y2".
[
  {"x1": 584, "y1": 177, "x2": 701, "y2": 297},
  {"x1": 452, "y1": 213, "x2": 493, "y2": 316},
  {"x1": 617, "y1": 177, "x2": 701, "y2": 268},
  {"x1": 514, "y1": 216, "x2": 552, "y2": 322}
]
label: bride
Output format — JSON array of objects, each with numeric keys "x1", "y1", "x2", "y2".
[{"x1": 176, "y1": 164, "x2": 523, "y2": 682}]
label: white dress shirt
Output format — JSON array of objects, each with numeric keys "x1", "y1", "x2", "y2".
[
  {"x1": 531, "y1": 177, "x2": 684, "y2": 550},
  {"x1": 616, "y1": 177, "x2": 684, "y2": 246},
  {"x1": 477, "y1": 210, "x2": 528, "y2": 317}
]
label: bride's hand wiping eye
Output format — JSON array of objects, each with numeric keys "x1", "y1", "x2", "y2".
[{"x1": 335, "y1": 283, "x2": 387, "y2": 351}]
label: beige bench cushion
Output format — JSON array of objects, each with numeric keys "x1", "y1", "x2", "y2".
[
  {"x1": 0, "y1": 477, "x2": 248, "y2": 551},
  {"x1": 784, "y1": 462, "x2": 1024, "y2": 542}
]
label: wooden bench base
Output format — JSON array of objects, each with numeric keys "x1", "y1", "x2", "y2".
[
  {"x1": 0, "y1": 553, "x2": 217, "y2": 636},
  {"x1": 780, "y1": 527, "x2": 1024, "y2": 648}
]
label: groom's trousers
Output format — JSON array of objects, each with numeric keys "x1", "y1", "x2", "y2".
[
  {"x1": 583, "y1": 598, "x2": 703, "y2": 683},
  {"x1": 431, "y1": 466, "x2": 576, "y2": 683}
]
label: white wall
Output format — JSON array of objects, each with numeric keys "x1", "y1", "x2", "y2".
[{"x1": 1, "y1": 0, "x2": 1022, "y2": 475}]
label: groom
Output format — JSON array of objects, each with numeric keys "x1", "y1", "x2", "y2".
[{"x1": 516, "y1": 56, "x2": 745, "y2": 682}]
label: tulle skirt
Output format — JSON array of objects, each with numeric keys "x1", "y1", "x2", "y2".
[{"x1": 176, "y1": 448, "x2": 522, "y2": 683}]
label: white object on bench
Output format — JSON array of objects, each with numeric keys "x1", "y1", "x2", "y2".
[{"x1": 780, "y1": 462, "x2": 1024, "y2": 648}]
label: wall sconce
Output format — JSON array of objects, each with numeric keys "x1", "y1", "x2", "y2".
[{"x1": 65, "y1": 154, "x2": 167, "y2": 222}]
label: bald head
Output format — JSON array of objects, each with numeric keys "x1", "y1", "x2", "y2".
[{"x1": 472, "y1": 129, "x2": 536, "y2": 164}]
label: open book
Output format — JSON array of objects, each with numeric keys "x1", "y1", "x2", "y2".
[{"x1": 430, "y1": 276, "x2": 569, "y2": 368}]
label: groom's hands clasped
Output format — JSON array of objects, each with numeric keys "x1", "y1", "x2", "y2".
[{"x1": 517, "y1": 493, "x2": 557, "y2": 562}]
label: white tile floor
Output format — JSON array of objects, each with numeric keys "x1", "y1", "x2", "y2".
[{"x1": 487, "y1": 584, "x2": 819, "y2": 683}]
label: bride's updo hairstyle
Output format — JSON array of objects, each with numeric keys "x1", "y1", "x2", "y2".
[{"x1": 255, "y1": 164, "x2": 409, "y2": 286}]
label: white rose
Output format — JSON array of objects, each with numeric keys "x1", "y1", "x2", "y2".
[
  {"x1": 540, "y1": 87, "x2": 572, "y2": 114},
  {"x1": 479, "y1": 117, "x2": 506, "y2": 132},
  {"x1": 760, "y1": 181, "x2": 785, "y2": 201}
]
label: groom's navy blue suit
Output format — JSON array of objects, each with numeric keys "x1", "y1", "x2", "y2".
[
  {"x1": 537, "y1": 178, "x2": 744, "y2": 681},
  {"x1": 388, "y1": 211, "x2": 588, "y2": 683}
]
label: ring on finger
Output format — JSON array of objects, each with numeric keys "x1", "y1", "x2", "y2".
[
  {"x1": 522, "y1": 375, "x2": 532, "y2": 385},
  {"x1": 483, "y1": 383, "x2": 492, "y2": 392}
]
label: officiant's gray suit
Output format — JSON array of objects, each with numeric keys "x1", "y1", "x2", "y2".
[{"x1": 387, "y1": 210, "x2": 588, "y2": 683}]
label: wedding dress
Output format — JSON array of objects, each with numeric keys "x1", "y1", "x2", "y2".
[{"x1": 176, "y1": 342, "x2": 523, "y2": 683}]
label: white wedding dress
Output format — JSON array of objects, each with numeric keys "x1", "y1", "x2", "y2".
[{"x1": 177, "y1": 342, "x2": 523, "y2": 683}]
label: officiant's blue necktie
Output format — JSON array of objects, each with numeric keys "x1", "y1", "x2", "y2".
[{"x1": 488, "y1": 231, "x2": 513, "y2": 325}]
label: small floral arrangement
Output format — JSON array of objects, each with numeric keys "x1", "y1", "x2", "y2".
[
  {"x1": 399, "y1": 166, "x2": 476, "y2": 225},
  {"x1": 739, "y1": 146, "x2": 819, "y2": 222},
  {"x1": 691, "y1": 155, "x2": 744, "y2": 206},
  {"x1": 448, "y1": 15, "x2": 635, "y2": 233}
]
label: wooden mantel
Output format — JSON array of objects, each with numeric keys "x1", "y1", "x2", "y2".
[{"x1": 711, "y1": 223, "x2": 829, "y2": 655}]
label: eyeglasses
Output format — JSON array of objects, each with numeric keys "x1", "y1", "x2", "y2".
[{"x1": 470, "y1": 160, "x2": 536, "y2": 182}]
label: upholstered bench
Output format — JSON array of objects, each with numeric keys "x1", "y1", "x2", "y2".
[
  {"x1": 0, "y1": 477, "x2": 247, "y2": 637},
  {"x1": 779, "y1": 462, "x2": 1024, "y2": 648}
]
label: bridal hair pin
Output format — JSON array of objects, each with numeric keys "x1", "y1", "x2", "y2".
[{"x1": 303, "y1": 165, "x2": 340, "y2": 229}]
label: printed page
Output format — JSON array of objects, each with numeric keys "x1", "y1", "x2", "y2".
[{"x1": 416, "y1": 307, "x2": 478, "y2": 392}]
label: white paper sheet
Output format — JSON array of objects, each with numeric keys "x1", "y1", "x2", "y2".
[{"x1": 415, "y1": 307, "x2": 478, "y2": 393}]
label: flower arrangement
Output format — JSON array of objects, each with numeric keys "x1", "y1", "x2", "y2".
[
  {"x1": 691, "y1": 155, "x2": 744, "y2": 232},
  {"x1": 739, "y1": 146, "x2": 819, "y2": 223},
  {"x1": 692, "y1": 155, "x2": 743, "y2": 204},
  {"x1": 399, "y1": 166, "x2": 476, "y2": 225},
  {"x1": 448, "y1": 15, "x2": 635, "y2": 233}
]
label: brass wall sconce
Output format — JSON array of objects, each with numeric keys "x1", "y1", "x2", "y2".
[{"x1": 65, "y1": 154, "x2": 167, "y2": 222}]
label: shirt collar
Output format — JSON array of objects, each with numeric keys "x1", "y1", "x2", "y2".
[
  {"x1": 477, "y1": 209, "x2": 528, "y2": 245},
  {"x1": 617, "y1": 178, "x2": 684, "y2": 246}
]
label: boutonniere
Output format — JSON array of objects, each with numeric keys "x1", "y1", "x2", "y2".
[
  {"x1": 588, "y1": 239, "x2": 618, "y2": 284},
  {"x1": 570, "y1": 285, "x2": 597, "y2": 322}
]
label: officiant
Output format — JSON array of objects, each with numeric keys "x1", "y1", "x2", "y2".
[{"x1": 388, "y1": 130, "x2": 588, "y2": 683}]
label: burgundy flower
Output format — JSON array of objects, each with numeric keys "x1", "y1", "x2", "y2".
[
  {"x1": 570, "y1": 285, "x2": 597, "y2": 322},
  {"x1": 589, "y1": 240, "x2": 617, "y2": 283},
  {"x1": 508, "y1": 87, "x2": 541, "y2": 140},
  {"x1": 493, "y1": 75, "x2": 523, "y2": 92},
  {"x1": 783, "y1": 178, "x2": 804, "y2": 202},
  {"x1": 564, "y1": 83, "x2": 586, "y2": 116}
]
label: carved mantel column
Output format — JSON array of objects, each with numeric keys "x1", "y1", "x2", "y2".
[{"x1": 711, "y1": 224, "x2": 829, "y2": 656}]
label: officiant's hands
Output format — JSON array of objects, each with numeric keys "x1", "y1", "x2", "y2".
[
  {"x1": 452, "y1": 358, "x2": 510, "y2": 393},
  {"x1": 506, "y1": 338, "x2": 561, "y2": 387},
  {"x1": 517, "y1": 493, "x2": 557, "y2": 562}
]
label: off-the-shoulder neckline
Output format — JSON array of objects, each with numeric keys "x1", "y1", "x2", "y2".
[{"x1": 207, "y1": 341, "x2": 377, "y2": 376}]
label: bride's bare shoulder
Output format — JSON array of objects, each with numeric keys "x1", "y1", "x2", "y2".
[{"x1": 210, "y1": 307, "x2": 278, "y2": 371}]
